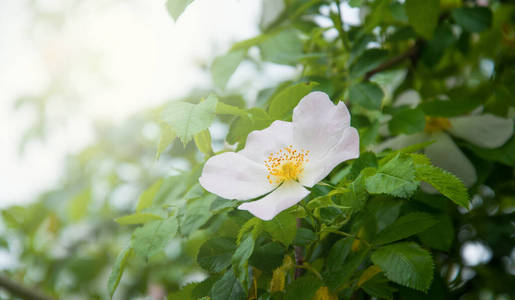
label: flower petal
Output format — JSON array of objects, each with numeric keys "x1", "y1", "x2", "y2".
[
  {"x1": 299, "y1": 127, "x2": 360, "y2": 187},
  {"x1": 448, "y1": 114, "x2": 514, "y2": 149},
  {"x1": 239, "y1": 120, "x2": 293, "y2": 163},
  {"x1": 292, "y1": 91, "x2": 351, "y2": 160},
  {"x1": 424, "y1": 132, "x2": 477, "y2": 187},
  {"x1": 238, "y1": 180, "x2": 309, "y2": 221},
  {"x1": 199, "y1": 152, "x2": 274, "y2": 200}
]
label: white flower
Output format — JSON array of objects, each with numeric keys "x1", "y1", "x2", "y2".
[
  {"x1": 199, "y1": 92, "x2": 360, "y2": 220},
  {"x1": 376, "y1": 102, "x2": 514, "y2": 188}
]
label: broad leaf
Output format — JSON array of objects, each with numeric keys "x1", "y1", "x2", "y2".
[
  {"x1": 263, "y1": 211, "x2": 297, "y2": 246},
  {"x1": 211, "y1": 50, "x2": 246, "y2": 90},
  {"x1": 415, "y1": 164, "x2": 469, "y2": 208},
  {"x1": 373, "y1": 212, "x2": 439, "y2": 245},
  {"x1": 268, "y1": 82, "x2": 318, "y2": 120},
  {"x1": 284, "y1": 276, "x2": 323, "y2": 300},
  {"x1": 194, "y1": 129, "x2": 213, "y2": 156},
  {"x1": 371, "y1": 242, "x2": 434, "y2": 291},
  {"x1": 405, "y1": 0, "x2": 440, "y2": 40},
  {"x1": 260, "y1": 28, "x2": 304, "y2": 65},
  {"x1": 131, "y1": 217, "x2": 178, "y2": 260},
  {"x1": 350, "y1": 49, "x2": 389, "y2": 79},
  {"x1": 197, "y1": 237, "x2": 236, "y2": 273},
  {"x1": 162, "y1": 94, "x2": 218, "y2": 144},
  {"x1": 452, "y1": 7, "x2": 492, "y2": 33},
  {"x1": 389, "y1": 107, "x2": 426, "y2": 135},
  {"x1": 365, "y1": 153, "x2": 419, "y2": 198},
  {"x1": 136, "y1": 179, "x2": 163, "y2": 212},
  {"x1": 211, "y1": 270, "x2": 246, "y2": 300},
  {"x1": 349, "y1": 82, "x2": 384, "y2": 110}
]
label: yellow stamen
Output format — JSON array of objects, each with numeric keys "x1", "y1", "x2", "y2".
[
  {"x1": 265, "y1": 146, "x2": 309, "y2": 184},
  {"x1": 424, "y1": 116, "x2": 452, "y2": 133}
]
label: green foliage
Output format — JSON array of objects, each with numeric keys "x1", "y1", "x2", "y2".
[
  {"x1": 348, "y1": 82, "x2": 384, "y2": 110},
  {"x1": 371, "y1": 242, "x2": 434, "y2": 292},
  {"x1": 373, "y1": 212, "x2": 439, "y2": 245},
  {"x1": 107, "y1": 246, "x2": 132, "y2": 298},
  {"x1": 405, "y1": 0, "x2": 440, "y2": 40},
  {"x1": 415, "y1": 164, "x2": 469, "y2": 207},
  {"x1": 131, "y1": 217, "x2": 178, "y2": 260},
  {"x1": 388, "y1": 107, "x2": 426, "y2": 135},
  {"x1": 452, "y1": 7, "x2": 492, "y2": 33},
  {"x1": 268, "y1": 82, "x2": 318, "y2": 120},
  {"x1": 365, "y1": 153, "x2": 419, "y2": 198},
  {"x1": 5, "y1": 1, "x2": 514, "y2": 299},
  {"x1": 211, "y1": 50, "x2": 246, "y2": 90},
  {"x1": 197, "y1": 237, "x2": 236, "y2": 273},
  {"x1": 162, "y1": 94, "x2": 218, "y2": 144},
  {"x1": 166, "y1": 0, "x2": 194, "y2": 21}
]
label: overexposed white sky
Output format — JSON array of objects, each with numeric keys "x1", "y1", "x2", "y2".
[{"x1": 0, "y1": 0, "x2": 265, "y2": 207}]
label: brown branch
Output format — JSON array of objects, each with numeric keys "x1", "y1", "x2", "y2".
[
  {"x1": 293, "y1": 218, "x2": 304, "y2": 279},
  {"x1": 364, "y1": 40, "x2": 423, "y2": 80},
  {"x1": 0, "y1": 275, "x2": 56, "y2": 300}
]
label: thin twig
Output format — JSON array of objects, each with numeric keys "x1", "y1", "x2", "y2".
[
  {"x1": 364, "y1": 40, "x2": 423, "y2": 80},
  {"x1": 0, "y1": 275, "x2": 56, "y2": 300}
]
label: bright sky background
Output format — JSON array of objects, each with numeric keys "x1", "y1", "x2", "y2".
[{"x1": 0, "y1": 0, "x2": 267, "y2": 207}]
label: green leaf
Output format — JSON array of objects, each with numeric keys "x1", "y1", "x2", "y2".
[
  {"x1": 349, "y1": 0, "x2": 363, "y2": 7},
  {"x1": 115, "y1": 213, "x2": 163, "y2": 225},
  {"x1": 350, "y1": 49, "x2": 389, "y2": 79},
  {"x1": 349, "y1": 152, "x2": 378, "y2": 180},
  {"x1": 418, "y1": 215, "x2": 454, "y2": 251},
  {"x1": 268, "y1": 82, "x2": 318, "y2": 120},
  {"x1": 156, "y1": 123, "x2": 176, "y2": 159},
  {"x1": 452, "y1": 7, "x2": 492, "y2": 33},
  {"x1": 415, "y1": 164, "x2": 469, "y2": 208},
  {"x1": 227, "y1": 108, "x2": 272, "y2": 146},
  {"x1": 389, "y1": 107, "x2": 426, "y2": 135},
  {"x1": 465, "y1": 129, "x2": 515, "y2": 166},
  {"x1": 197, "y1": 237, "x2": 236, "y2": 273},
  {"x1": 194, "y1": 129, "x2": 213, "y2": 156},
  {"x1": 168, "y1": 283, "x2": 197, "y2": 300},
  {"x1": 216, "y1": 102, "x2": 248, "y2": 117},
  {"x1": 232, "y1": 234, "x2": 255, "y2": 285},
  {"x1": 68, "y1": 189, "x2": 91, "y2": 222},
  {"x1": 211, "y1": 50, "x2": 246, "y2": 90},
  {"x1": 166, "y1": 0, "x2": 194, "y2": 21},
  {"x1": 131, "y1": 217, "x2": 178, "y2": 260},
  {"x1": 361, "y1": 273, "x2": 397, "y2": 300},
  {"x1": 180, "y1": 195, "x2": 216, "y2": 236},
  {"x1": 373, "y1": 212, "x2": 439, "y2": 245},
  {"x1": 262, "y1": 211, "x2": 297, "y2": 246},
  {"x1": 260, "y1": 28, "x2": 304, "y2": 65},
  {"x1": 107, "y1": 246, "x2": 132, "y2": 298},
  {"x1": 405, "y1": 0, "x2": 440, "y2": 40},
  {"x1": 284, "y1": 276, "x2": 323, "y2": 300},
  {"x1": 365, "y1": 153, "x2": 419, "y2": 198},
  {"x1": 162, "y1": 94, "x2": 218, "y2": 144},
  {"x1": 324, "y1": 240, "x2": 368, "y2": 290},
  {"x1": 371, "y1": 242, "x2": 434, "y2": 291},
  {"x1": 136, "y1": 179, "x2": 163, "y2": 212},
  {"x1": 349, "y1": 82, "x2": 384, "y2": 110},
  {"x1": 211, "y1": 270, "x2": 246, "y2": 300}
]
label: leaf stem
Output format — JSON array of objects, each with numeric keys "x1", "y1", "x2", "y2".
[{"x1": 294, "y1": 218, "x2": 304, "y2": 279}]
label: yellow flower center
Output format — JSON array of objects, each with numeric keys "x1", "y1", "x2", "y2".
[
  {"x1": 424, "y1": 116, "x2": 452, "y2": 133},
  {"x1": 265, "y1": 145, "x2": 309, "y2": 184}
]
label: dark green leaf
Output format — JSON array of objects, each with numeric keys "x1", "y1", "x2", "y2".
[
  {"x1": 389, "y1": 107, "x2": 426, "y2": 135},
  {"x1": 197, "y1": 237, "x2": 236, "y2": 273},
  {"x1": 373, "y1": 212, "x2": 439, "y2": 245},
  {"x1": 211, "y1": 270, "x2": 246, "y2": 300},
  {"x1": 418, "y1": 215, "x2": 454, "y2": 251},
  {"x1": 350, "y1": 49, "x2": 389, "y2": 79},
  {"x1": 371, "y1": 242, "x2": 434, "y2": 291},
  {"x1": 452, "y1": 7, "x2": 492, "y2": 33},
  {"x1": 284, "y1": 276, "x2": 323, "y2": 300},
  {"x1": 263, "y1": 211, "x2": 297, "y2": 246}
]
